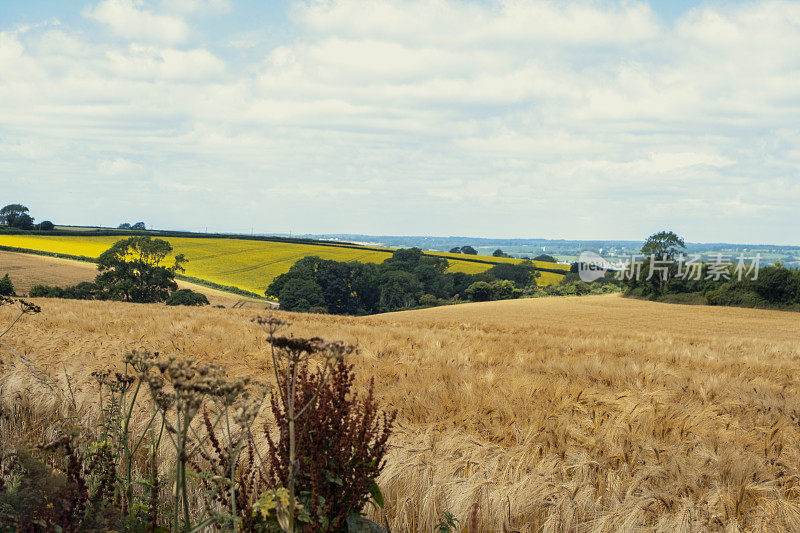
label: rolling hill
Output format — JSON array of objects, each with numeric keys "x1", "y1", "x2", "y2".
[{"x1": 0, "y1": 234, "x2": 567, "y2": 295}]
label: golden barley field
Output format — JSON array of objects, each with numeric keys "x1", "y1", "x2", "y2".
[
  {"x1": 0, "y1": 235, "x2": 566, "y2": 293},
  {"x1": 3, "y1": 294, "x2": 800, "y2": 531}
]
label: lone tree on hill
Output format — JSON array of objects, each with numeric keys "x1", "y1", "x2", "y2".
[
  {"x1": 638, "y1": 230, "x2": 686, "y2": 293},
  {"x1": 95, "y1": 236, "x2": 186, "y2": 303},
  {"x1": 641, "y1": 230, "x2": 686, "y2": 260}
]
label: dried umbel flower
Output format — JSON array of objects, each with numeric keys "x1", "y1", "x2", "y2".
[
  {"x1": 123, "y1": 349, "x2": 159, "y2": 373},
  {"x1": 18, "y1": 299, "x2": 41, "y2": 314},
  {"x1": 91, "y1": 370, "x2": 111, "y2": 386},
  {"x1": 0, "y1": 295, "x2": 42, "y2": 314},
  {"x1": 268, "y1": 336, "x2": 328, "y2": 355},
  {"x1": 252, "y1": 315, "x2": 290, "y2": 328}
]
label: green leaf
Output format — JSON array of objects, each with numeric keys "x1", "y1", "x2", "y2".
[{"x1": 369, "y1": 480, "x2": 384, "y2": 508}]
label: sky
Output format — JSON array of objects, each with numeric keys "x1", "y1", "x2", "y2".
[{"x1": 0, "y1": 0, "x2": 798, "y2": 244}]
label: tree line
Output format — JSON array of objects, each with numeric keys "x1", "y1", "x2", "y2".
[
  {"x1": 0, "y1": 204, "x2": 54, "y2": 230},
  {"x1": 267, "y1": 247, "x2": 546, "y2": 314}
]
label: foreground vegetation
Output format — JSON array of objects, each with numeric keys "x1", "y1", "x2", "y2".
[
  {"x1": 0, "y1": 300, "x2": 393, "y2": 531},
  {"x1": 2, "y1": 295, "x2": 800, "y2": 530}
]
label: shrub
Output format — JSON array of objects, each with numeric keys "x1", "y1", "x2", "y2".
[
  {"x1": 465, "y1": 281, "x2": 493, "y2": 301},
  {"x1": 165, "y1": 289, "x2": 209, "y2": 306},
  {"x1": 419, "y1": 293, "x2": 439, "y2": 307},
  {"x1": 29, "y1": 284, "x2": 62, "y2": 298},
  {"x1": 38, "y1": 220, "x2": 55, "y2": 231},
  {"x1": 754, "y1": 267, "x2": 800, "y2": 304},
  {"x1": 490, "y1": 279, "x2": 515, "y2": 299},
  {"x1": 29, "y1": 282, "x2": 99, "y2": 300},
  {"x1": 0, "y1": 274, "x2": 14, "y2": 296}
]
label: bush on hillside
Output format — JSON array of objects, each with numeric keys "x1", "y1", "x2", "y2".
[{"x1": 165, "y1": 288, "x2": 209, "y2": 306}]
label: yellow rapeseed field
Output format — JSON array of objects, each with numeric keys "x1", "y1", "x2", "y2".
[
  {"x1": 2, "y1": 294, "x2": 800, "y2": 530},
  {"x1": 0, "y1": 234, "x2": 565, "y2": 292}
]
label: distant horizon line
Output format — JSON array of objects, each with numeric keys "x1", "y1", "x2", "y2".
[{"x1": 51, "y1": 224, "x2": 799, "y2": 249}]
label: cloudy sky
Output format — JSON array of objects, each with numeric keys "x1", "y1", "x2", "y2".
[{"x1": 1, "y1": 0, "x2": 798, "y2": 243}]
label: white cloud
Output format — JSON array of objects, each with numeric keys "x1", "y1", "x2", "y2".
[
  {"x1": 98, "y1": 157, "x2": 142, "y2": 175},
  {"x1": 105, "y1": 45, "x2": 225, "y2": 79},
  {"x1": 84, "y1": 0, "x2": 190, "y2": 44},
  {"x1": 1, "y1": 0, "x2": 800, "y2": 241},
  {"x1": 159, "y1": 0, "x2": 231, "y2": 14}
]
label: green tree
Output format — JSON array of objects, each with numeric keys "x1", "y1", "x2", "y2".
[
  {"x1": 0, "y1": 274, "x2": 15, "y2": 296},
  {"x1": 378, "y1": 270, "x2": 421, "y2": 311},
  {"x1": 754, "y1": 265, "x2": 800, "y2": 304},
  {"x1": 533, "y1": 254, "x2": 557, "y2": 263},
  {"x1": 465, "y1": 281, "x2": 493, "y2": 301},
  {"x1": 278, "y1": 278, "x2": 326, "y2": 312},
  {"x1": 165, "y1": 289, "x2": 210, "y2": 306},
  {"x1": 485, "y1": 261, "x2": 537, "y2": 287},
  {"x1": 132, "y1": 222, "x2": 146, "y2": 230},
  {"x1": 38, "y1": 220, "x2": 55, "y2": 231},
  {"x1": 641, "y1": 230, "x2": 686, "y2": 260},
  {"x1": 448, "y1": 247, "x2": 461, "y2": 253},
  {"x1": 95, "y1": 236, "x2": 186, "y2": 302},
  {"x1": 492, "y1": 248, "x2": 506, "y2": 257},
  {"x1": 0, "y1": 204, "x2": 31, "y2": 227},
  {"x1": 461, "y1": 246, "x2": 477, "y2": 255},
  {"x1": 637, "y1": 230, "x2": 687, "y2": 294}
]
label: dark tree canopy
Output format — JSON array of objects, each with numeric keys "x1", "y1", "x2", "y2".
[
  {"x1": 118, "y1": 223, "x2": 132, "y2": 229},
  {"x1": 485, "y1": 261, "x2": 538, "y2": 286},
  {"x1": 267, "y1": 247, "x2": 550, "y2": 315},
  {"x1": 449, "y1": 247, "x2": 461, "y2": 253},
  {"x1": 460, "y1": 246, "x2": 478, "y2": 255},
  {"x1": 165, "y1": 288, "x2": 210, "y2": 306},
  {"x1": 533, "y1": 254, "x2": 557, "y2": 263},
  {"x1": 0, "y1": 274, "x2": 15, "y2": 296},
  {"x1": 0, "y1": 204, "x2": 34, "y2": 229},
  {"x1": 641, "y1": 230, "x2": 686, "y2": 259},
  {"x1": 95, "y1": 236, "x2": 186, "y2": 303},
  {"x1": 754, "y1": 265, "x2": 800, "y2": 304},
  {"x1": 38, "y1": 220, "x2": 55, "y2": 231},
  {"x1": 131, "y1": 222, "x2": 147, "y2": 230},
  {"x1": 279, "y1": 278, "x2": 326, "y2": 312}
]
